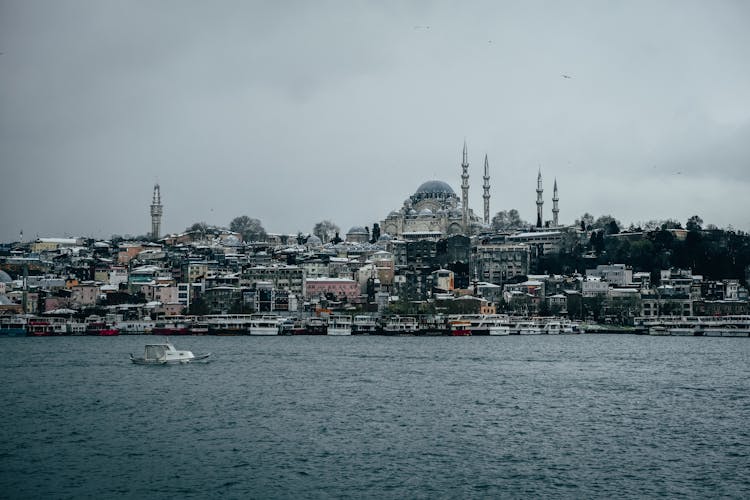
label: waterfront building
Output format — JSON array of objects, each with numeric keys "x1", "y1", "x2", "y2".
[
  {"x1": 31, "y1": 238, "x2": 83, "y2": 253},
  {"x1": 582, "y1": 278, "x2": 609, "y2": 297},
  {"x1": 586, "y1": 264, "x2": 633, "y2": 286},
  {"x1": 431, "y1": 269, "x2": 454, "y2": 292},
  {"x1": 70, "y1": 282, "x2": 100, "y2": 307},
  {"x1": 241, "y1": 264, "x2": 305, "y2": 297},
  {"x1": 473, "y1": 243, "x2": 531, "y2": 285},
  {"x1": 507, "y1": 230, "x2": 564, "y2": 255},
  {"x1": 305, "y1": 277, "x2": 360, "y2": 303}
]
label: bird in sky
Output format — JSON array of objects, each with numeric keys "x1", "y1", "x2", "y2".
[{"x1": 561, "y1": 74, "x2": 572, "y2": 79}]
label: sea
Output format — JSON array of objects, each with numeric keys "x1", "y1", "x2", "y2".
[{"x1": 1, "y1": 334, "x2": 748, "y2": 499}]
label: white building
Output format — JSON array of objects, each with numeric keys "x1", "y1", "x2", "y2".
[{"x1": 586, "y1": 264, "x2": 632, "y2": 286}]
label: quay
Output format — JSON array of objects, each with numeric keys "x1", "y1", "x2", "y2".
[{"x1": 3, "y1": 313, "x2": 750, "y2": 337}]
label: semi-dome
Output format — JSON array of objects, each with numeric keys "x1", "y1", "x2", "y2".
[{"x1": 414, "y1": 180, "x2": 455, "y2": 196}]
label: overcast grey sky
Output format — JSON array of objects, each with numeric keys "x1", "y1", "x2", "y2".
[{"x1": 2, "y1": 0, "x2": 749, "y2": 241}]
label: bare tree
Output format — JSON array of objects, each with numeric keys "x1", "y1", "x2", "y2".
[{"x1": 313, "y1": 220, "x2": 340, "y2": 243}]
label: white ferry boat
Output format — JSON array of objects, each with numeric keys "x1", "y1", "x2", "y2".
[
  {"x1": 249, "y1": 314, "x2": 280, "y2": 336},
  {"x1": 115, "y1": 320, "x2": 155, "y2": 334},
  {"x1": 516, "y1": 320, "x2": 543, "y2": 335},
  {"x1": 327, "y1": 315, "x2": 352, "y2": 336},
  {"x1": 205, "y1": 314, "x2": 253, "y2": 335},
  {"x1": 382, "y1": 316, "x2": 418, "y2": 335},
  {"x1": 459, "y1": 314, "x2": 511, "y2": 336},
  {"x1": 352, "y1": 315, "x2": 379, "y2": 335}
]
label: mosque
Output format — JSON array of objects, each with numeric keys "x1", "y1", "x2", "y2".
[
  {"x1": 380, "y1": 142, "x2": 560, "y2": 240},
  {"x1": 381, "y1": 142, "x2": 489, "y2": 239}
]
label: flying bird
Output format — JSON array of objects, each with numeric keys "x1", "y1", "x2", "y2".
[{"x1": 561, "y1": 74, "x2": 572, "y2": 79}]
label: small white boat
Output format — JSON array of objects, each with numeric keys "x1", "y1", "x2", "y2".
[
  {"x1": 130, "y1": 341, "x2": 211, "y2": 365},
  {"x1": 516, "y1": 321, "x2": 543, "y2": 335}
]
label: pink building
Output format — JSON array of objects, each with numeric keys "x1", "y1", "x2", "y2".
[{"x1": 305, "y1": 278, "x2": 360, "y2": 302}]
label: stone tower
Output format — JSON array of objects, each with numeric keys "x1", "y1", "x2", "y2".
[
  {"x1": 150, "y1": 184, "x2": 163, "y2": 240},
  {"x1": 536, "y1": 169, "x2": 543, "y2": 228},
  {"x1": 461, "y1": 141, "x2": 470, "y2": 233},
  {"x1": 552, "y1": 178, "x2": 559, "y2": 227},
  {"x1": 482, "y1": 154, "x2": 490, "y2": 225}
]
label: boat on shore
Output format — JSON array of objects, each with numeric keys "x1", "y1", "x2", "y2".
[
  {"x1": 85, "y1": 321, "x2": 119, "y2": 336},
  {"x1": 381, "y1": 316, "x2": 418, "y2": 335},
  {"x1": 327, "y1": 315, "x2": 352, "y2": 336},
  {"x1": 249, "y1": 314, "x2": 280, "y2": 336},
  {"x1": 418, "y1": 315, "x2": 448, "y2": 336},
  {"x1": 130, "y1": 340, "x2": 210, "y2": 365},
  {"x1": 640, "y1": 316, "x2": 750, "y2": 337},
  {"x1": 449, "y1": 319, "x2": 471, "y2": 336},
  {"x1": 516, "y1": 320, "x2": 543, "y2": 335},
  {"x1": 152, "y1": 319, "x2": 191, "y2": 336},
  {"x1": 115, "y1": 320, "x2": 155, "y2": 335},
  {"x1": 352, "y1": 315, "x2": 379, "y2": 335},
  {"x1": 205, "y1": 314, "x2": 253, "y2": 335},
  {"x1": 0, "y1": 316, "x2": 28, "y2": 337},
  {"x1": 303, "y1": 317, "x2": 328, "y2": 335}
]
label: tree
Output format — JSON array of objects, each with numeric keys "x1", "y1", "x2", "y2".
[
  {"x1": 590, "y1": 230, "x2": 605, "y2": 255},
  {"x1": 186, "y1": 222, "x2": 209, "y2": 238},
  {"x1": 313, "y1": 220, "x2": 340, "y2": 243},
  {"x1": 370, "y1": 223, "x2": 381, "y2": 243},
  {"x1": 592, "y1": 215, "x2": 621, "y2": 234},
  {"x1": 576, "y1": 213, "x2": 594, "y2": 231},
  {"x1": 660, "y1": 219, "x2": 683, "y2": 230},
  {"x1": 491, "y1": 209, "x2": 526, "y2": 230},
  {"x1": 686, "y1": 215, "x2": 703, "y2": 232},
  {"x1": 229, "y1": 215, "x2": 267, "y2": 242}
]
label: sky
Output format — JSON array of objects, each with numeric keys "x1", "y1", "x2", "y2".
[{"x1": 1, "y1": 0, "x2": 749, "y2": 242}]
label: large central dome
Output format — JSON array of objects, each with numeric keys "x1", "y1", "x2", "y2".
[{"x1": 415, "y1": 180, "x2": 455, "y2": 196}]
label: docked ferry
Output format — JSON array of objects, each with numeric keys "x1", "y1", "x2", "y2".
[
  {"x1": 327, "y1": 315, "x2": 352, "y2": 336},
  {"x1": 381, "y1": 316, "x2": 418, "y2": 335},
  {"x1": 0, "y1": 316, "x2": 27, "y2": 336},
  {"x1": 205, "y1": 314, "x2": 253, "y2": 335},
  {"x1": 249, "y1": 314, "x2": 281, "y2": 336},
  {"x1": 352, "y1": 315, "x2": 379, "y2": 335},
  {"x1": 448, "y1": 319, "x2": 472, "y2": 336}
]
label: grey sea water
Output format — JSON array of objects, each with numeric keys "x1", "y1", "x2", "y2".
[{"x1": 1, "y1": 335, "x2": 748, "y2": 499}]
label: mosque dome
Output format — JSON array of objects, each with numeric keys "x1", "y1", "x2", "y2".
[
  {"x1": 415, "y1": 180, "x2": 455, "y2": 196},
  {"x1": 347, "y1": 226, "x2": 368, "y2": 235},
  {"x1": 418, "y1": 208, "x2": 433, "y2": 217},
  {"x1": 306, "y1": 235, "x2": 323, "y2": 247},
  {"x1": 0, "y1": 270, "x2": 11, "y2": 283}
]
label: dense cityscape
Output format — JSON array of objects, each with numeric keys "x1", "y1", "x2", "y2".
[{"x1": 2, "y1": 146, "x2": 750, "y2": 337}]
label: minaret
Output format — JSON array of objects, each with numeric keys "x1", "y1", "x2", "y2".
[
  {"x1": 461, "y1": 141, "x2": 470, "y2": 233},
  {"x1": 536, "y1": 169, "x2": 543, "y2": 228},
  {"x1": 482, "y1": 154, "x2": 490, "y2": 225},
  {"x1": 552, "y1": 178, "x2": 559, "y2": 227},
  {"x1": 150, "y1": 184, "x2": 163, "y2": 240}
]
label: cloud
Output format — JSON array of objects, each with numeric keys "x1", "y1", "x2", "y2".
[{"x1": 1, "y1": 0, "x2": 749, "y2": 241}]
